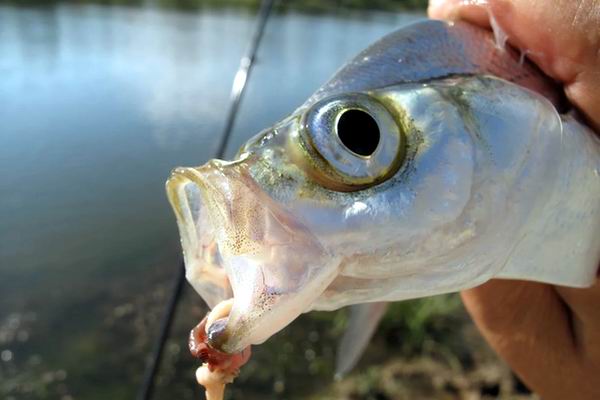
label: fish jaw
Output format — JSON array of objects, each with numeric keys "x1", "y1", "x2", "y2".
[{"x1": 166, "y1": 159, "x2": 340, "y2": 353}]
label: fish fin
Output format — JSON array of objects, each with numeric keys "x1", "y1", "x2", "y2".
[{"x1": 334, "y1": 302, "x2": 388, "y2": 379}]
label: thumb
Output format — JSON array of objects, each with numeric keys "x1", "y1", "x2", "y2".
[{"x1": 428, "y1": 0, "x2": 600, "y2": 132}]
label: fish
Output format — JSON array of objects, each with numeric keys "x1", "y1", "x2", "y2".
[{"x1": 166, "y1": 19, "x2": 600, "y2": 375}]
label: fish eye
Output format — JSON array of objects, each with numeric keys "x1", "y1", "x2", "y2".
[
  {"x1": 336, "y1": 109, "x2": 380, "y2": 157},
  {"x1": 299, "y1": 93, "x2": 405, "y2": 191}
]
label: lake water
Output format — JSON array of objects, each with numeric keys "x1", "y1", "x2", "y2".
[{"x1": 0, "y1": 3, "x2": 423, "y2": 398}]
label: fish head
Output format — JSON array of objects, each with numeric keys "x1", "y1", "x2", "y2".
[{"x1": 166, "y1": 20, "x2": 564, "y2": 353}]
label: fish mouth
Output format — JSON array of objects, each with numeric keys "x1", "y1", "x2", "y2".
[{"x1": 166, "y1": 159, "x2": 340, "y2": 353}]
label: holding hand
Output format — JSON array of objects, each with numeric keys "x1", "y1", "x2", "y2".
[{"x1": 428, "y1": 1, "x2": 600, "y2": 399}]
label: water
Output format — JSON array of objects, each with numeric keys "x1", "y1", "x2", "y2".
[{"x1": 0, "y1": 3, "x2": 424, "y2": 398}]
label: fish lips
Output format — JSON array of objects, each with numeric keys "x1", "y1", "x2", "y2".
[{"x1": 166, "y1": 160, "x2": 340, "y2": 353}]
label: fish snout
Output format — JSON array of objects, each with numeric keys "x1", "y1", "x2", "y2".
[{"x1": 166, "y1": 160, "x2": 340, "y2": 353}]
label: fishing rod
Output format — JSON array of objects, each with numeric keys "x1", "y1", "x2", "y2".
[{"x1": 138, "y1": 1, "x2": 276, "y2": 398}]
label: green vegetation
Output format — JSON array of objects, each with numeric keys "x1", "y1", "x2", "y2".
[
  {"x1": 1, "y1": 290, "x2": 532, "y2": 399},
  {"x1": 146, "y1": 294, "x2": 533, "y2": 399}
]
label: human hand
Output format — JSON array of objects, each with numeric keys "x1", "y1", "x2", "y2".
[
  {"x1": 428, "y1": 1, "x2": 600, "y2": 399},
  {"x1": 429, "y1": 0, "x2": 600, "y2": 132}
]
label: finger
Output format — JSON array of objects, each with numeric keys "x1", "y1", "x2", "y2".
[
  {"x1": 428, "y1": 0, "x2": 490, "y2": 25},
  {"x1": 555, "y1": 278, "x2": 600, "y2": 363},
  {"x1": 427, "y1": 0, "x2": 600, "y2": 132},
  {"x1": 461, "y1": 279, "x2": 598, "y2": 399}
]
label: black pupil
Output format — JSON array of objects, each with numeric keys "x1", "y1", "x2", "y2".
[{"x1": 336, "y1": 109, "x2": 380, "y2": 156}]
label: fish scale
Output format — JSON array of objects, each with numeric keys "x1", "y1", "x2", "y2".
[
  {"x1": 309, "y1": 20, "x2": 561, "y2": 107},
  {"x1": 166, "y1": 20, "x2": 600, "y2": 376}
]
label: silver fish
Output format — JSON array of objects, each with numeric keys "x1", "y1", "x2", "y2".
[{"x1": 166, "y1": 20, "x2": 600, "y2": 372}]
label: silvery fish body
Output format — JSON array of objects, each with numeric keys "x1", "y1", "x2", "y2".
[{"x1": 166, "y1": 20, "x2": 600, "y2": 358}]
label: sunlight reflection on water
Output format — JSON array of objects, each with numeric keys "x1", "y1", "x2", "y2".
[{"x1": 0, "y1": 4, "x2": 424, "y2": 398}]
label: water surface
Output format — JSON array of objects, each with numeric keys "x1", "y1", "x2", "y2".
[{"x1": 0, "y1": 3, "x2": 423, "y2": 398}]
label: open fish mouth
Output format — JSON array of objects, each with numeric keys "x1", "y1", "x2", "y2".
[
  {"x1": 166, "y1": 163, "x2": 233, "y2": 308},
  {"x1": 166, "y1": 159, "x2": 340, "y2": 353}
]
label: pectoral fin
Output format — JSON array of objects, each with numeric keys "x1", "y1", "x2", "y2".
[{"x1": 335, "y1": 302, "x2": 388, "y2": 378}]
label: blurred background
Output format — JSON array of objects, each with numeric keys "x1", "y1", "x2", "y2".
[{"x1": 0, "y1": 0, "x2": 536, "y2": 399}]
